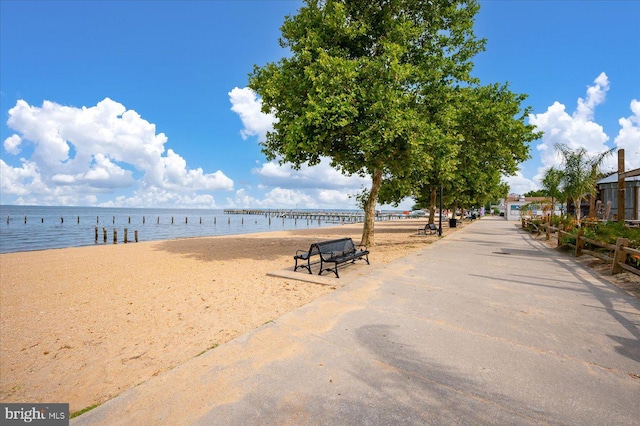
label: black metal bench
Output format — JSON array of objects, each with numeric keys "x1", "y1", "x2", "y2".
[
  {"x1": 294, "y1": 237, "x2": 369, "y2": 278},
  {"x1": 417, "y1": 223, "x2": 437, "y2": 235}
]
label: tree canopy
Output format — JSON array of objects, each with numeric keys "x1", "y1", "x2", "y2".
[{"x1": 249, "y1": 0, "x2": 537, "y2": 245}]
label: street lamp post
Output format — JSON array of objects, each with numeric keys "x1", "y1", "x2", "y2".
[{"x1": 438, "y1": 185, "x2": 443, "y2": 236}]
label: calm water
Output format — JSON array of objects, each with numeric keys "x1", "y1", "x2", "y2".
[{"x1": 0, "y1": 206, "x2": 353, "y2": 254}]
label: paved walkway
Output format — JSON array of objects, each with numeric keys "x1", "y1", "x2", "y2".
[{"x1": 73, "y1": 217, "x2": 640, "y2": 425}]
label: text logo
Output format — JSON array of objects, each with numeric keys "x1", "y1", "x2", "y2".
[{"x1": 1, "y1": 404, "x2": 68, "y2": 425}]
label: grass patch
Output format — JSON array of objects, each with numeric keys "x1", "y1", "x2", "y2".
[
  {"x1": 195, "y1": 343, "x2": 219, "y2": 357},
  {"x1": 70, "y1": 403, "x2": 100, "y2": 419}
]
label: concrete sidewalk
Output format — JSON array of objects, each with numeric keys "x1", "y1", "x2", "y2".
[{"x1": 73, "y1": 217, "x2": 640, "y2": 425}]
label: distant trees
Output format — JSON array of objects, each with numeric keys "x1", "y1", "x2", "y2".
[
  {"x1": 540, "y1": 166, "x2": 565, "y2": 213},
  {"x1": 249, "y1": 0, "x2": 538, "y2": 245}
]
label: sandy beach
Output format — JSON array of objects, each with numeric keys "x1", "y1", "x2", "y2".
[
  {"x1": 2, "y1": 218, "x2": 638, "y2": 416},
  {"x1": 0, "y1": 219, "x2": 447, "y2": 414}
]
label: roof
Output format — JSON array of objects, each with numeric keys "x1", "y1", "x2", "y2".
[
  {"x1": 598, "y1": 173, "x2": 640, "y2": 184},
  {"x1": 506, "y1": 196, "x2": 550, "y2": 203}
]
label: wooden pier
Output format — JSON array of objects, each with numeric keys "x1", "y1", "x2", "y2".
[{"x1": 222, "y1": 209, "x2": 406, "y2": 222}]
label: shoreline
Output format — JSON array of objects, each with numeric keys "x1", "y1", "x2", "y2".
[
  {"x1": 0, "y1": 219, "x2": 444, "y2": 413},
  {"x1": 0, "y1": 206, "x2": 411, "y2": 255}
]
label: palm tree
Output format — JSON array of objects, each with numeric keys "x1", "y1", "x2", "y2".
[
  {"x1": 554, "y1": 144, "x2": 614, "y2": 224},
  {"x1": 541, "y1": 166, "x2": 565, "y2": 216}
]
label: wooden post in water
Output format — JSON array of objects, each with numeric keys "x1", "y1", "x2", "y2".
[
  {"x1": 24, "y1": 215, "x2": 27, "y2": 224},
  {"x1": 61, "y1": 216, "x2": 64, "y2": 223},
  {"x1": 95, "y1": 226, "x2": 98, "y2": 243},
  {"x1": 143, "y1": 216, "x2": 145, "y2": 224},
  {"x1": 113, "y1": 229, "x2": 117, "y2": 244},
  {"x1": 103, "y1": 227, "x2": 107, "y2": 243},
  {"x1": 157, "y1": 216, "x2": 160, "y2": 224},
  {"x1": 78, "y1": 216, "x2": 80, "y2": 224},
  {"x1": 97, "y1": 216, "x2": 99, "y2": 224},
  {"x1": 214, "y1": 217, "x2": 217, "y2": 224},
  {"x1": 124, "y1": 228, "x2": 128, "y2": 243},
  {"x1": 171, "y1": 216, "x2": 174, "y2": 224},
  {"x1": 135, "y1": 230, "x2": 138, "y2": 242},
  {"x1": 128, "y1": 216, "x2": 131, "y2": 224},
  {"x1": 186, "y1": 217, "x2": 188, "y2": 224},
  {"x1": 113, "y1": 216, "x2": 115, "y2": 224},
  {"x1": 6, "y1": 215, "x2": 9, "y2": 224}
]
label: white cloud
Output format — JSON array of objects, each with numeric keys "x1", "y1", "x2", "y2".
[
  {"x1": 529, "y1": 73, "x2": 614, "y2": 182},
  {"x1": 503, "y1": 171, "x2": 539, "y2": 196},
  {"x1": 575, "y1": 72, "x2": 609, "y2": 121},
  {"x1": 253, "y1": 158, "x2": 370, "y2": 190},
  {"x1": 3, "y1": 134, "x2": 22, "y2": 154},
  {"x1": 614, "y1": 99, "x2": 640, "y2": 170},
  {"x1": 229, "y1": 87, "x2": 275, "y2": 141},
  {"x1": 1, "y1": 98, "x2": 233, "y2": 206}
]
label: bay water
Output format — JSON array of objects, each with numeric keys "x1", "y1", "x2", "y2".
[{"x1": 0, "y1": 205, "x2": 352, "y2": 254}]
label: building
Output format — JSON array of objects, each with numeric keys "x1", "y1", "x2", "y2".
[
  {"x1": 597, "y1": 174, "x2": 640, "y2": 220},
  {"x1": 503, "y1": 196, "x2": 559, "y2": 221}
]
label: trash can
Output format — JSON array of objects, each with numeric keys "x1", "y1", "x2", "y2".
[{"x1": 449, "y1": 218, "x2": 457, "y2": 228}]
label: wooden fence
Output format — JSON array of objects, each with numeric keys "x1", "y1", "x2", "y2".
[{"x1": 521, "y1": 217, "x2": 640, "y2": 277}]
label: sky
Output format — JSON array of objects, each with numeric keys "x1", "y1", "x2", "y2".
[{"x1": 1, "y1": 0, "x2": 639, "y2": 210}]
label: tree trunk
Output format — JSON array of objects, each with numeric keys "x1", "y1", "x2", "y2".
[
  {"x1": 589, "y1": 193, "x2": 596, "y2": 219},
  {"x1": 428, "y1": 187, "x2": 437, "y2": 225},
  {"x1": 361, "y1": 169, "x2": 383, "y2": 247},
  {"x1": 574, "y1": 196, "x2": 582, "y2": 224}
]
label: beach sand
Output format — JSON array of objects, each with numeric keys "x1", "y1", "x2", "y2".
[
  {"x1": 2, "y1": 218, "x2": 637, "y2": 415},
  {"x1": 0, "y1": 219, "x2": 446, "y2": 414}
]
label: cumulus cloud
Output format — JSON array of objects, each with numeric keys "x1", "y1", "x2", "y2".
[
  {"x1": 614, "y1": 99, "x2": 640, "y2": 170},
  {"x1": 227, "y1": 187, "x2": 354, "y2": 210},
  {"x1": 229, "y1": 87, "x2": 374, "y2": 209},
  {"x1": 229, "y1": 87, "x2": 275, "y2": 141},
  {"x1": 502, "y1": 171, "x2": 539, "y2": 197},
  {"x1": 528, "y1": 72, "x2": 615, "y2": 181},
  {"x1": 253, "y1": 158, "x2": 370, "y2": 190},
  {"x1": 1, "y1": 98, "x2": 233, "y2": 206},
  {"x1": 3, "y1": 134, "x2": 22, "y2": 155}
]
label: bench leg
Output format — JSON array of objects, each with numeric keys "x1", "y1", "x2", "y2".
[
  {"x1": 294, "y1": 258, "x2": 312, "y2": 274},
  {"x1": 318, "y1": 260, "x2": 339, "y2": 278}
]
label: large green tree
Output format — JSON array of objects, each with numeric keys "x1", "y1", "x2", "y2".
[
  {"x1": 249, "y1": 0, "x2": 485, "y2": 246},
  {"x1": 379, "y1": 83, "x2": 537, "y2": 217},
  {"x1": 443, "y1": 84, "x2": 535, "y2": 212}
]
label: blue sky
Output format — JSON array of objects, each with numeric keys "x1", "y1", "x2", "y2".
[{"x1": 1, "y1": 1, "x2": 638, "y2": 209}]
